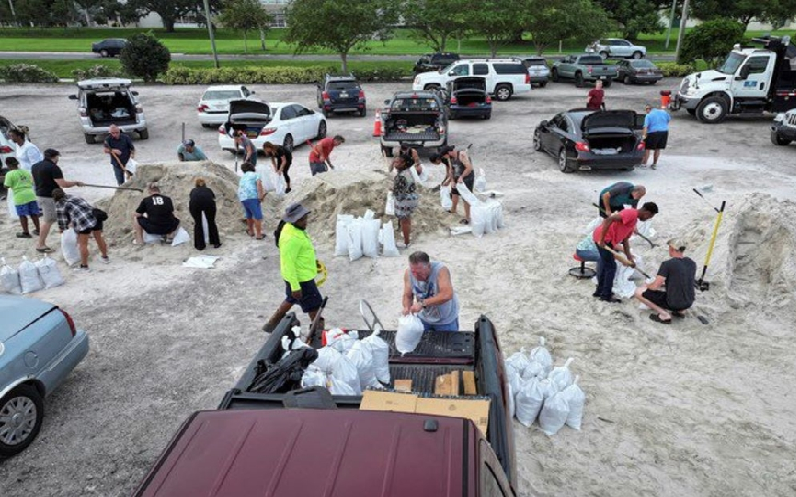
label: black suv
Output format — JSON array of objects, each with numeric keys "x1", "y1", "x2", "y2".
[
  {"x1": 91, "y1": 39, "x2": 128, "y2": 58},
  {"x1": 316, "y1": 74, "x2": 366, "y2": 117},
  {"x1": 414, "y1": 52, "x2": 460, "y2": 73}
]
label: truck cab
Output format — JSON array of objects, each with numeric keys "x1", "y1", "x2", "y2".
[{"x1": 671, "y1": 36, "x2": 796, "y2": 123}]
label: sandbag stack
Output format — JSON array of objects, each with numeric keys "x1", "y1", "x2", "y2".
[
  {"x1": 0, "y1": 255, "x2": 65, "y2": 294},
  {"x1": 456, "y1": 183, "x2": 505, "y2": 238},
  {"x1": 335, "y1": 210, "x2": 401, "y2": 261}
]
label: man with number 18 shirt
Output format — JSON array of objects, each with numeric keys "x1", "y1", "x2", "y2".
[{"x1": 132, "y1": 182, "x2": 181, "y2": 245}]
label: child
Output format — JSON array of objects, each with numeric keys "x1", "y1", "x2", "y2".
[{"x1": 2, "y1": 157, "x2": 41, "y2": 238}]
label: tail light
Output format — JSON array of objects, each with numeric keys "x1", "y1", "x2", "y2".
[
  {"x1": 260, "y1": 127, "x2": 277, "y2": 136},
  {"x1": 359, "y1": 90, "x2": 365, "y2": 99},
  {"x1": 450, "y1": 96, "x2": 458, "y2": 104},
  {"x1": 637, "y1": 141, "x2": 646, "y2": 150},
  {"x1": 525, "y1": 72, "x2": 531, "y2": 84},
  {"x1": 197, "y1": 104, "x2": 209, "y2": 113},
  {"x1": 322, "y1": 91, "x2": 330, "y2": 101},
  {"x1": 79, "y1": 107, "x2": 87, "y2": 117},
  {"x1": 0, "y1": 145, "x2": 12, "y2": 154},
  {"x1": 438, "y1": 126, "x2": 446, "y2": 134},
  {"x1": 485, "y1": 96, "x2": 492, "y2": 103},
  {"x1": 575, "y1": 141, "x2": 590, "y2": 152},
  {"x1": 218, "y1": 125, "x2": 226, "y2": 134},
  {"x1": 135, "y1": 105, "x2": 143, "y2": 114},
  {"x1": 60, "y1": 308, "x2": 76, "y2": 337},
  {"x1": 588, "y1": 66, "x2": 593, "y2": 74}
]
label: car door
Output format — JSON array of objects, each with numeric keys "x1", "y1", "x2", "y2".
[
  {"x1": 293, "y1": 104, "x2": 316, "y2": 141},
  {"x1": 540, "y1": 114, "x2": 562, "y2": 152},
  {"x1": 616, "y1": 60, "x2": 628, "y2": 79},
  {"x1": 732, "y1": 55, "x2": 775, "y2": 99},
  {"x1": 448, "y1": 63, "x2": 470, "y2": 79},
  {"x1": 278, "y1": 105, "x2": 298, "y2": 141}
]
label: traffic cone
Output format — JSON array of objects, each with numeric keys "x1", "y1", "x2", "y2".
[
  {"x1": 372, "y1": 108, "x2": 382, "y2": 137},
  {"x1": 660, "y1": 90, "x2": 671, "y2": 109}
]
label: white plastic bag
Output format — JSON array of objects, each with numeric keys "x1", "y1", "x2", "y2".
[
  {"x1": 312, "y1": 346, "x2": 342, "y2": 373},
  {"x1": 274, "y1": 171, "x2": 287, "y2": 196},
  {"x1": 331, "y1": 353, "x2": 361, "y2": 395},
  {"x1": 326, "y1": 328, "x2": 359, "y2": 353},
  {"x1": 440, "y1": 185, "x2": 452, "y2": 210},
  {"x1": 301, "y1": 365, "x2": 327, "y2": 388},
  {"x1": 347, "y1": 340, "x2": 379, "y2": 389},
  {"x1": 395, "y1": 314, "x2": 424, "y2": 355},
  {"x1": 362, "y1": 328, "x2": 390, "y2": 384},
  {"x1": 61, "y1": 228, "x2": 81, "y2": 266},
  {"x1": 474, "y1": 168, "x2": 487, "y2": 193},
  {"x1": 335, "y1": 214, "x2": 354, "y2": 256},
  {"x1": 363, "y1": 209, "x2": 375, "y2": 220},
  {"x1": 0, "y1": 257, "x2": 22, "y2": 294},
  {"x1": 143, "y1": 232, "x2": 163, "y2": 244},
  {"x1": 381, "y1": 221, "x2": 400, "y2": 257},
  {"x1": 328, "y1": 377, "x2": 357, "y2": 395},
  {"x1": 171, "y1": 226, "x2": 190, "y2": 246},
  {"x1": 505, "y1": 349, "x2": 531, "y2": 375},
  {"x1": 361, "y1": 219, "x2": 381, "y2": 258},
  {"x1": 539, "y1": 391, "x2": 570, "y2": 436},
  {"x1": 201, "y1": 212, "x2": 210, "y2": 246},
  {"x1": 507, "y1": 381, "x2": 516, "y2": 420},
  {"x1": 385, "y1": 191, "x2": 395, "y2": 216},
  {"x1": 549, "y1": 357, "x2": 575, "y2": 392},
  {"x1": 506, "y1": 363, "x2": 522, "y2": 394},
  {"x1": 347, "y1": 219, "x2": 363, "y2": 262},
  {"x1": 35, "y1": 255, "x2": 65, "y2": 289},
  {"x1": 521, "y1": 360, "x2": 546, "y2": 381},
  {"x1": 125, "y1": 158, "x2": 138, "y2": 175},
  {"x1": 256, "y1": 165, "x2": 275, "y2": 192},
  {"x1": 455, "y1": 181, "x2": 479, "y2": 205},
  {"x1": 529, "y1": 337, "x2": 553, "y2": 376},
  {"x1": 515, "y1": 377, "x2": 545, "y2": 427},
  {"x1": 562, "y1": 375, "x2": 586, "y2": 430},
  {"x1": 18, "y1": 256, "x2": 44, "y2": 294},
  {"x1": 470, "y1": 203, "x2": 490, "y2": 238}
]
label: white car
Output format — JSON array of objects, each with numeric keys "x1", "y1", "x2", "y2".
[
  {"x1": 197, "y1": 85, "x2": 256, "y2": 127},
  {"x1": 0, "y1": 115, "x2": 17, "y2": 167},
  {"x1": 586, "y1": 39, "x2": 647, "y2": 59},
  {"x1": 218, "y1": 100, "x2": 327, "y2": 153},
  {"x1": 412, "y1": 58, "x2": 531, "y2": 101}
]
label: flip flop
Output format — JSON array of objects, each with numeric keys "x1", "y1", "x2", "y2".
[
  {"x1": 650, "y1": 314, "x2": 672, "y2": 324},
  {"x1": 600, "y1": 297, "x2": 622, "y2": 304},
  {"x1": 35, "y1": 246, "x2": 53, "y2": 253},
  {"x1": 255, "y1": 235, "x2": 266, "y2": 240}
]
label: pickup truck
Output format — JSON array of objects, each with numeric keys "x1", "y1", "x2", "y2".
[
  {"x1": 551, "y1": 54, "x2": 617, "y2": 87},
  {"x1": 132, "y1": 313, "x2": 517, "y2": 497},
  {"x1": 380, "y1": 90, "x2": 448, "y2": 156},
  {"x1": 586, "y1": 39, "x2": 647, "y2": 60}
]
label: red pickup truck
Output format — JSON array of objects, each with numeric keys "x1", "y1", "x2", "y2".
[{"x1": 132, "y1": 314, "x2": 517, "y2": 497}]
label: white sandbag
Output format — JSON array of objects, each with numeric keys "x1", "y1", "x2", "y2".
[
  {"x1": 474, "y1": 168, "x2": 487, "y2": 193},
  {"x1": 562, "y1": 375, "x2": 586, "y2": 430},
  {"x1": 385, "y1": 191, "x2": 395, "y2": 216},
  {"x1": 125, "y1": 158, "x2": 138, "y2": 175},
  {"x1": 381, "y1": 221, "x2": 400, "y2": 257},
  {"x1": 470, "y1": 203, "x2": 490, "y2": 238},
  {"x1": 455, "y1": 181, "x2": 479, "y2": 205},
  {"x1": 507, "y1": 381, "x2": 516, "y2": 420},
  {"x1": 301, "y1": 365, "x2": 327, "y2": 388},
  {"x1": 274, "y1": 171, "x2": 287, "y2": 196},
  {"x1": 331, "y1": 353, "x2": 361, "y2": 395},
  {"x1": 0, "y1": 257, "x2": 22, "y2": 294},
  {"x1": 506, "y1": 363, "x2": 522, "y2": 398},
  {"x1": 143, "y1": 232, "x2": 163, "y2": 244},
  {"x1": 346, "y1": 340, "x2": 379, "y2": 390},
  {"x1": 611, "y1": 253, "x2": 646, "y2": 298},
  {"x1": 328, "y1": 377, "x2": 357, "y2": 395},
  {"x1": 395, "y1": 314, "x2": 424, "y2": 355},
  {"x1": 326, "y1": 328, "x2": 359, "y2": 353},
  {"x1": 485, "y1": 199, "x2": 502, "y2": 231},
  {"x1": 35, "y1": 255, "x2": 64, "y2": 289},
  {"x1": 312, "y1": 346, "x2": 342, "y2": 373},
  {"x1": 529, "y1": 337, "x2": 553, "y2": 375},
  {"x1": 515, "y1": 376, "x2": 545, "y2": 427},
  {"x1": 18, "y1": 256, "x2": 44, "y2": 294},
  {"x1": 361, "y1": 219, "x2": 381, "y2": 258},
  {"x1": 549, "y1": 357, "x2": 575, "y2": 392},
  {"x1": 410, "y1": 164, "x2": 430, "y2": 185},
  {"x1": 505, "y1": 349, "x2": 531, "y2": 375},
  {"x1": 521, "y1": 360, "x2": 546, "y2": 381},
  {"x1": 201, "y1": 212, "x2": 210, "y2": 246},
  {"x1": 347, "y1": 218, "x2": 363, "y2": 262},
  {"x1": 539, "y1": 391, "x2": 570, "y2": 436},
  {"x1": 171, "y1": 226, "x2": 190, "y2": 246},
  {"x1": 361, "y1": 328, "x2": 391, "y2": 384},
  {"x1": 256, "y1": 165, "x2": 275, "y2": 192},
  {"x1": 6, "y1": 192, "x2": 15, "y2": 217},
  {"x1": 61, "y1": 228, "x2": 81, "y2": 266},
  {"x1": 363, "y1": 209, "x2": 375, "y2": 220},
  {"x1": 335, "y1": 214, "x2": 354, "y2": 256},
  {"x1": 440, "y1": 185, "x2": 452, "y2": 210}
]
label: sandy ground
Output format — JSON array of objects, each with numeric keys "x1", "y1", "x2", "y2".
[{"x1": 1, "y1": 80, "x2": 795, "y2": 497}]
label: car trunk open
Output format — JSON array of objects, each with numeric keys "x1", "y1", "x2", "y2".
[
  {"x1": 585, "y1": 129, "x2": 638, "y2": 155},
  {"x1": 86, "y1": 90, "x2": 137, "y2": 126},
  {"x1": 581, "y1": 110, "x2": 637, "y2": 131},
  {"x1": 225, "y1": 100, "x2": 272, "y2": 138},
  {"x1": 448, "y1": 77, "x2": 488, "y2": 107},
  {"x1": 383, "y1": 112, "x2": 441, "y2": 141}
]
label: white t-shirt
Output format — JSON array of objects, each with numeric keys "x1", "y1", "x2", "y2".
[{"x1": 16, "y1": 140, "x2": 43, "y2": 171}]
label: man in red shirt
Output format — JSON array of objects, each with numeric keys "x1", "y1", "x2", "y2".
[
  {"x1": 308, "y1": 135, "x2": 345, "y2": 176},
  {"x1": 586, "y1": 80, "x2": 605, "y2": 110},
  {"x1": 592, "y1": 202, "x2": 658, "y2": 302}
]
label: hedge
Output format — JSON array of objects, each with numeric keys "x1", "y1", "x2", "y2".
[
  {"x1": 0, "y1": 64, "x2": 59, "y2": 83},
  {"x1": 655, "y1": 63, "x2": 695, "y2": 78},
  {"x1": 72, "y1": 64, "x2": 124, "y2": 80},
  {"x1": 161, "y1": 64, "x2": 414, "y2": 84}
]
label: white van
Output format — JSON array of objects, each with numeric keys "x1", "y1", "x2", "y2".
[{"x1": 412, "y1": 58, "x2": 532, "y2": 101}]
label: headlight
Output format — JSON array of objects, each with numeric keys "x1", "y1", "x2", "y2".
[
  {"x1": 774, "y1": 113, "x2": 785, "y2": 122},
  {"x1": 685, "y1": 87, "x2": 698, "y2": 96}
]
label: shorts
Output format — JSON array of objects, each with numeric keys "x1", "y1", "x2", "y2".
[
  {"x1": 137, "y1": 216, "x2": 179, "y2": 236},
  {"x1": 285, "y1": 279, "x2": 323, "y2": 313},
  {"x1": 646, "y1": 131, "x2": 668, "y2": 150},
  {"x1": 451, "y1": 173, "x2": 475, "y2": 196},
  {"x1": 15, "y1": 200, "x2": 41, "y2": 217},
  {"x1": 241, "y1": 198, "x2": 263, "y2": 220},
  {"x1": 310, "y1": 161, "x2": 328, "y2": 176},
  {"x1": 37, "y1": 196, "x2": 56, "y2": 223},
  {"x1": 77, "y1": 219, "x2": 103, "y2": 235},
  {"x1": 642, "y1": 289, "x2": 688, "y2": 312}
]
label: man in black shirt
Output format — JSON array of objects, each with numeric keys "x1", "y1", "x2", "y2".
[
  {"x1": 31, "y1": 149, "x2": 83, "y2": 253},
  {"x1": 132, "y1": 183, "x2": 180, "y2": 244},
  {"x1": 104, "y1": 124, "x2": 135, "y2": 186},
  {"x1": 634, "y1": 238, "x2": 697, "y2": 324}
]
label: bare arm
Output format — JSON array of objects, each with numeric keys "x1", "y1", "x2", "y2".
[
  {"x1": 55, "y1": 178, "x2": 82, "y2": 188},
  {"x1": 402, "y1": 269, "x2": 414, "y2": 315},
  {"x1": 622, "y1": 236, "x2": 633, "y2": 263},
  {"x1": 257, "y1": 179, "x2": 265, "y2": 201},
  {"x1": 647, "y1": 275, "x2": 666, "y2": 290},
  {"x1": 601, "y1": 191, "x2": 612, "y2": 214},
  {"x1": 597, "y1": 213, "x2": 622, "y2": 245},
  {"x1": 457, "y1": 152, "x2": 473, "y2": 182},
  {"x1": 425, "y1": 267, "x2": 454, "y2": 306}
]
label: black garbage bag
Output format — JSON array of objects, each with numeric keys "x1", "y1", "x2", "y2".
[{"x1": 247, "y1": 348, "x2": 319, "y2": 394}]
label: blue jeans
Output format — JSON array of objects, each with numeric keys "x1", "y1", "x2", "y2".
[
  {"x1": 112, "y1": 163, "x2": 126, "y2": 185},
  {"x1": 310, "y1": 162, "x2": 327, "y2": 176},
  {"x1": 595, "y1": 244, "x2": 616, "y2": 299},
  {"x1": 421, "y1": 318, "x2": 459, "y2": 332}
]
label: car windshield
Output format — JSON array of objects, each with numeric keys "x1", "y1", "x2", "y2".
[
  {"x1": 631, "y1": 60, "x2": 655, "y2": 68},
  {"x1": 439, "y1": 63, "x2": 456, "y2": 73},
  {"x1": 328, "y1": 81, "x2": 359, "y2": 90},
  {"x1": 717, "y1": 52, "x2": 746, "y2": 74},
  {"x1": 580, "y1": 56, "x2": 603, "y2": 65},
  {"x1": 203, "y1": 90, "x2": 242, "y2": 101}
]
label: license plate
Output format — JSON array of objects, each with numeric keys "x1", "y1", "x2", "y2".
[
  {"x1": 246, "y1": 131, "x2": 257, "y2": 138},
  {"x1": 579, "y1": 165, "x2": 592, "y2": 171},
  {"x1": 340, "y1": 92, "x2": 349, "y2": 97}
]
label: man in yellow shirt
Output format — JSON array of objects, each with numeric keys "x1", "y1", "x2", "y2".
[{"x1": 263, "y1": 202, "x2": 324, "y2": 333}]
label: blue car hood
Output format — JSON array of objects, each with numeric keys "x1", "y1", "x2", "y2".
[{"x1": 0, "y1": 295, "x2": 55, "y2": 342}]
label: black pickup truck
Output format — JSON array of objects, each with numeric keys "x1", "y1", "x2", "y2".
[
  {"x1": 380, "y1": 90, "x2": 448, "y2": 157},
  {"x1": 133, "y1": 314, "x2": 517, "y2": 497}
]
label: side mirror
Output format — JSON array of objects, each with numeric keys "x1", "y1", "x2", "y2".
[
  {"x1": 131, "y1": 91, "x2": 139, "y2": 96},
  {"x1": 68, "y1": 95, "x2": 78, "y2": 100},
  {"x1": 739, "y1": 65, "x2": 751, "y2": 80},
  {"x1": 448, "y1": 71, "x2": 455, "y2": 76}
]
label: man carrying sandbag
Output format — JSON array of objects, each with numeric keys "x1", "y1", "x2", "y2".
[{"x1": 402, "y1": 251, "x2": 460, "y2": 332}]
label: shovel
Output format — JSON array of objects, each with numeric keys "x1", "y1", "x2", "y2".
[{"x1": 82, "y1": 183, "x2": 143, "y2": 193}]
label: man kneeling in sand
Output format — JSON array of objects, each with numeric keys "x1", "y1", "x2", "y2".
[
  {"x1": 132, "y1": 183, "x2": 180, "y2": 244},
  {"x1": 634, "y1": 238, "x2": 697, "y2": 324}
]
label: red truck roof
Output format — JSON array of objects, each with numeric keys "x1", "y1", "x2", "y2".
[{"x1": 134, "y1": 409, "x2": 471, "y2": 497}]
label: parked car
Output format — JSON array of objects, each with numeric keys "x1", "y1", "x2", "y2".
[
  {"x1": 197, "y1": 85, "x2": 256, "y2": 128},
  {"x1": 615, "y1": 59, "x2": 663, "y2": 85},
  {"x1": 380, "y1": 90, "x2": 448, "y2": 156},
  {"x1": 444, "y1": 77, "x2": 492, "y2": 120},
  {"x1": 91, "y1": 39, "x2": 128, "y2": 58},
  {"x1": 521, "y1": 56, "x2": 550, "y2": 87},
  {"x1": 533, "y1": 109, "x2": 645, "y2": 173},
  {"x1": 219, "y1": 100, "x2": 326, "y2": 153},
  {"x1": 551, "y1": 54, "x2": 617, "y2": 87},
  {"x1": 771, "y1": 108, "x2": 796, "y2": 145},
  {"x1": 0, "y1": 295, "x2": 89, "y2": 457},
  {"x1": 413, "y1": 52, "x2": 460, "y2": 73},
  {"x1": 586, "y1": 39, "x2": 646, "y2": 59},
  {"x1": 0, "y1": 115, "x2": 17, "y2": 167},
  {"x1": 68, "y1": 78, "x2": 148, "y2": 144},
  {"x1": 316, "y1": 73, "x2": 366, "y2": 117},
  {"x1": 413, "y1": 58, "x2": 532, "y2": 101}
]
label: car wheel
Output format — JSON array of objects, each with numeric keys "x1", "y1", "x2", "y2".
[
  {"x1": 599, "y1": 51, "x2": 609, "y2": 60},
  {"x1": 139, "y1": 129, "x2": 149, "y2": 140},
  {"x1": 483, "y1": 112, "x2": 491, "y2": 120},
  {"x1": 551, "y1": 69, "x2": 559, "y2": 82},
  {"x1": 603, "y1": 79, "x2": 612, "y2": 88},
  {"x1": 623, "y1": 75, "x2": 632, "y2": 85},
  {"x1": 201, "y1": 123, "x2": 213, "y2": 128},
  {"x1": 100, "y1": 49, "x2": 109, "y2": 58},
  {"x1": 533, "y1": 129, "x2": 542, "y2": 151},
  {"x1": 632, "y1": 51, "x2": 643, "y2": 59},
  {"x1": 316, "y1": 121, "x2": 326, "y2": 139},
  {"x1": 283, "y1": 134, "x2": 294, "y2": 152},
  {"x1": 495, "y1": 84, "x2": 512, "y2": 101},
  {"x1": 575, "y1": 72, "x2": 584, "y2": 88},
  {"x1": 771, "y1": 130, "x2": 792, "y2": 146},
  {"x1": 558, "y1": 148, "x2": 574, "y2": 173},
  {"x1": 358, "y1": 108, "x2": 366, "y2": 118},
  {"x1": 84, "y1": 134, "x2": 95, "y2": 145},
  {"x1": 696, "y1": 96, "x2": 728, "y2": 124},
  {"x1": 0, "y1": 384, "x2": 44, "y2": 458},
  {"x1": 539, "y1": 82, "x2": 547, "y2": 88}
]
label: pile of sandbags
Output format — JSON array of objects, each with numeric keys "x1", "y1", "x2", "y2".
[
  {"x1": 506, "y1": 337, "x2": 586, "y2": 436},
  {"x1": 1, "y1": 255, "x2": 65, "y2": 295},
  {"x1": 455, "y1": 183, "x2": 505, "y2": 238},
  {"x1": 335, "y1": 210, "x2": 400, "y2": 261}
]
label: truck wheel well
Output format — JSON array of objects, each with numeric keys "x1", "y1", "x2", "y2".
[{"x1": 702, "y1": 91, "x2": 731, "y2": 104}]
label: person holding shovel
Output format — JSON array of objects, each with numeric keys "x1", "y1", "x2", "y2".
[
  {"x1": 104, "y1": 124, "x2": 135, "y2": 186},
  {"x1": 634, "y1": 238, "x2": 696, "y2": 324},
  {"x1": 593, "y1": 202, "x2": 658, "y2": 303}
]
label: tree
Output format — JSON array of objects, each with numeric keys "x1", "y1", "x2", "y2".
[
  {"x1": 464, "y1": 0, "x2": 529, "y2": 57},
  {"x1": 129, "y1": 0, "x2": 217, "y2": 32},
  {"x1": 284, "y1": 0, "x2": 398, "y2": 72},
  {"x1": 15, "y1": 0, "x2": 78, "y2": 26},
  {"x1": 525, "y1": 0, "x2": 612, "y2": 55},
  {"x1": 593, "y1": 0, "x2": 665, "y2": 39},
  {"x1": 403, "y1": 0, "x2": 469, "y2": 53},
  {"x1": 677, "y1": 18, "x2": 745, "y2": 66},
  {"x1": 690, "y1": 0, "x2": 796, "y2": 29},
  {"x1": 216, "y1": 0, "x2": 273, "y2": 52},
  {"x1": 120, "y1": 32, "x2": 171, "y2": 82}
]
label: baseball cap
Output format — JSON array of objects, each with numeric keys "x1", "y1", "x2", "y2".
[
  {"x1": 667, "y1": 238, "x2": 687, "y2": 252},
  {"x1": 283, "y1": 202, "x2": 311, "y2": 223},
  {"x1": 183, "y1": 139, "x2": 195, "y2": 147}
]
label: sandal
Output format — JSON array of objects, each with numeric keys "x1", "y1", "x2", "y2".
[
  {"x1": 650, "y1": 314, "x2": 672, "y2": 324},
  {"x1": 16, "y1": 232, "x2": 32, "y2": 239},
  {"x1": 460, "y1": 219, "x2": 470, "y2": 225},
  {"x1": 255, "y1": 235, "x2": 266, "y2": 240},
  {"x1": 35, "y1": 246, "x2": 53, "y2": 253}
]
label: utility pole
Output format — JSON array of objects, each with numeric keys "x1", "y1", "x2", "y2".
[
  {"x1": 7, "y1": 0, "x2": 18, "y2": 26},
  {"x1": 675, "y1": 0, "x2": 690, "y2": 62},
  {"x1": 665, "y1": 0, "x2": 677, "y2": 49},
  {"x1": 202, "y1": 0, "x2": 220, "y2": 68}
]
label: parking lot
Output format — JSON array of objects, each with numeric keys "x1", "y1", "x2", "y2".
[{"x1": 1, "y1": 79, "x2": 795, "y2": 496}]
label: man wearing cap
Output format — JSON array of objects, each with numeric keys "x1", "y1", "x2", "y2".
[
  {"x1": 263, "y1": 203, "x2": 324, "y2": 333},
  {"x1": 31, "y1": 149, "x2": 84, "y2": 253},
  {"x1": 104, "y1": 124, "x2": 135, "y2": 185},
  {"x1": 634, "y1": 238, "x2": 696, "y2": 323},
  {"x1": 177, "y1": 139, "x2": 207, "y2": 162}
]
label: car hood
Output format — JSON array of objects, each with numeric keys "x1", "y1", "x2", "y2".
[
  {"x1": 582, "y1": 110, "x2": 637, "y2": 131},
  {"x1": 228, "y1": 99, "x2": 270, "y2": 116},
  {"x1": 0, "y1": 295, "x2": 55, "y2": 342}
]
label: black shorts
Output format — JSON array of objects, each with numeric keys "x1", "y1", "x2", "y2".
[
  {"x1": 646, "y1": 131, "x2": 668, "y2": 150},
  {"x1": 138, "y1": 216, "x2": 179, "y2": 235},
  {"x1": 284, "y1": 279, "x2": 323, "y2": 313},
  {"x1": 451, "y1": 173, "x2": 475, "y2": 196},
  {"x1": 77, "y1": 219, "x2": 103, "y2": 235},
  {"x1": 642, "y1": 289, "x2": 688, "y2": 312}
]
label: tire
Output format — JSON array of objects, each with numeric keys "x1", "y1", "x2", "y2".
[
  {"x1": 599, "y1": 51, "x2": 609, "y2": 60},
  {"x1": 316, "y1": 120, "x2": 326, "y2": 139},
  {"x1": 382, "y1": 145, "x2": 394, "y2": 157},
  {"x1": 551, "y1": 69, "x2": 559, "y2": 83},
  {"x1": 696, "y1": 96, "x2": 728, "y2": 124},
  {"x1": 686, "y1": 108, "x2": 697, "y2": 116},
  {"x1": 632, "y1": 51, "x2": 643, "y2": 59},
  {"x1": 0, "y1": 384, "x2": 44, "y2": 458},
  {"x1": 100, "y1": 49, "x2": 109, "y2": 58},
  {"x1": 623, "y1": 75, "x2": 632, "y2": 85},
  {"x1": 575, "y1": 72, "x2": 584, "y2": 88},
  {"x1": 603, "y1": 79, "x2": 612, "y2": 88},
  {"x1": 483, "y1": 112, "x2": 491, "y2": 120},
  {"x1": 533, "y1": 129, "x2": 542, "y2": 151},
  {"x1": 771, "y1": 130, "x2": 792, "y2": 146},
  {"x1": 494, "y1": 84, "x2": 512, "y2": 101},
  {"x1": 283, "y1": 134, "x2": 294, "y2": 152},
  {"x1": 558, "y1": 148, "x2": 574, "y2": 173},
  {"x1": 201, "y1": 123, "x2": 214, "y2": 128},
  {"x1": 139, "y1": 129, "x2": 149, "y2": 140},
  {"x1": 84, "y1": 133, "x2": 95, "y2": 145},
  {"x1": 358, "y1": 108, "x2": 366, "y2": 118},
  {"x1": 424, "y1": 84, "x2": 440, "y2": 91}
]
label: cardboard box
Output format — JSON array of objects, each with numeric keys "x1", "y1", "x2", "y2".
[
  {"x1": 360, "y1": 390, "x2": 418, "y2": 413},
  {"x1": 394, "y1": 379, "x2": 413, "y2": 393},
  {"x1": 463, "y1": 371, "x2": 477, "y2": 395}
]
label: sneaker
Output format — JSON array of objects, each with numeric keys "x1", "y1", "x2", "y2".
[
  {"x1": 285, "y1": 187, "x2": 292, "y2": 194},
  {"x1": 73, "y1": 264, "x2": 90, "y2": 272},
  {"x1": 100, "y1": 256, "x2": 110, "y2": 264},
  {"x1": 213, "y1": 243, "x2": 223, "y2": 249}
]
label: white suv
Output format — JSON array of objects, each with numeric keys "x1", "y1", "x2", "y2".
[{"x1": 412, "y1": 59, "x2": 532, "y2": 101}]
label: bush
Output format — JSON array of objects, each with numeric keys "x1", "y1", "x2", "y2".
[
  {"x1": 120, "y1": 33, "x2": 171, "y2": 83},
  {"x1": 162, "y1": 64, "x2": 412, "y2": 84},
  {"x1": 350, "y1": 66, "x2": 412, "y2": 82},
  {"x1": 0, "y1": 64, "x2": 59, "y2": 83},
  {"x1": 72, "y1": 64, "x2": 124, "y2": 80},
  {"x1": 656, "y1": 63, "x2": 695, "y2": 78},
  {"x1": 678, "y1": 19, "x2": 745, "y2": 67}
]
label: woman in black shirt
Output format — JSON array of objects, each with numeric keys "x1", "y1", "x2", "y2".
[
  {"x1": 263, "y1": 142, "x2": 293, "y2": 193},
  {"x1": 189, "y1": 177, "x2": 221, "y2": 250}
]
